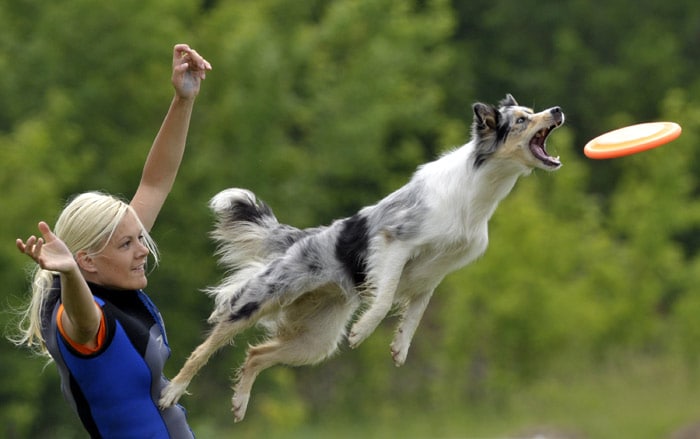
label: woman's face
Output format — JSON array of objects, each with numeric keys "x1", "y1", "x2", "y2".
[{"x1": 85, "y1": 210, "x2": 150, "y2": 290}]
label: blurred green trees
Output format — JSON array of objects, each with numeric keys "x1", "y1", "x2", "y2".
[{"x1": 2, "y1": 0, "x2": 700, "y2": 437}]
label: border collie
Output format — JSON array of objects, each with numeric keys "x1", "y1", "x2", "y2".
[{"x1": 160, "y1": 94, "x2": 564, "y2": 421}]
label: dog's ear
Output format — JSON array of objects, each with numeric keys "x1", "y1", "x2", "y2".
[
  {"x1": 472, "y1": 103, "x2": 499, "y2": 130},
  {"x1": 499, "y1": 94, "x2": 518, "y2": 107}
]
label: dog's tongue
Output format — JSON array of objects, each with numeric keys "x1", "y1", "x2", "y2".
[
  {"x1": 531, "y1": 144, "x2": 561, "y2": 166},
  {"x1": 529, "y1": 128, "x2": 561, "y2": 167}
]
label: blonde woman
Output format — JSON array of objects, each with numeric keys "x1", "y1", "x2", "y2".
[{"x1": 14, "y1": 43, "x2": 211, "y2": 438}]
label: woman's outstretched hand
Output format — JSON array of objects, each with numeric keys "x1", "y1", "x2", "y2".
[
  {"x1": 16, "y1": 222, "x2": 77, "y2": 274},
  {"x1": 171, "y1": 43, "x2": 212, "y2": 100}
]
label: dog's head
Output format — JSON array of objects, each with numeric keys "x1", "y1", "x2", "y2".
[{"x1": 471, "y1": 94, "x2": 564, "y2": 172}]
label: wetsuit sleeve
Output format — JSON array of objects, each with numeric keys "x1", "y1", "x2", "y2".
[{"x1": 56, "y1": 303, "x2": 107, "y2": 355}]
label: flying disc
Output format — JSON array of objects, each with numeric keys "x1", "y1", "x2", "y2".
[{"x1": 583, "y1": 122, "x2": 682, "y2": 159}]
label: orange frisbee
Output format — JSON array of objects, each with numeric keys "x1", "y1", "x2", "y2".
[{"x1": 584, "y1": 122, "x2": 682, "y2": 159}]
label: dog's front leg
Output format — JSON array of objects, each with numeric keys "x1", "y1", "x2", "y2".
[
  {"x1": 348, "y1": 241, "x2": 410, "y2": 348},
  {"x1": 391, "y1": 289, "x2": 434, "y2": 366}
]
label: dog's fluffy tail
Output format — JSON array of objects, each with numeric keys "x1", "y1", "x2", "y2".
[
  {"x1": 205, "y1": 188, "x2": 310, "y2": 323},
  {"x1": 209, "y1": 188, "x2": 280, "y2": 269}
]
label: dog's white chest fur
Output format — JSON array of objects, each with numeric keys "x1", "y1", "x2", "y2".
[
  {"x1": 413, "y1": 145, "x2": 510, "y2": 240},
  {"x1": 398, "y1": 233, "x2": 487, "y2": 297},
  {"x1": 382, "y1": 141, "x2": 525, "y2": 302}
]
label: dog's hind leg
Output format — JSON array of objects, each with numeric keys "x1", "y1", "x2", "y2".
[
  {"x1": 232, "y1": 291, "x2": 354, "y2": 422},
  {"x1": 231, "y1": 341, "x2": 279, "y2": 422},
  {"x1": 390, "y1": 289, "x2": 434, "y2": 366},
  {"x1": 232, "y1": 338, "x2": 333, "y2": 422},
  {"x1": 159, "y1": 319, "x2": 252, "y2": 409},
  {"x1": 348, "y1": 241, "x2": 412, "y2": 348}
]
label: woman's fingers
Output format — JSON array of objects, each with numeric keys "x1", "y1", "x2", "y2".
[{"x1": 37, "y1": 221, "x2": 54, "y2": 242}]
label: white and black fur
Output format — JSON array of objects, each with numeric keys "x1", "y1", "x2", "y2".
[{"x1": 160, "y1": 94, "x2": 565, "y2": 421}]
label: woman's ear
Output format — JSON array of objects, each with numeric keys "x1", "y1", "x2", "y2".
[{"x1": 75, "y1": 251, "x2": 97, "y2": 273}]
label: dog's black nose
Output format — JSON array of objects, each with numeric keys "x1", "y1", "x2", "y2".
[{"x1": 550, "y1": 106, "x2": 564, "y2": 124}]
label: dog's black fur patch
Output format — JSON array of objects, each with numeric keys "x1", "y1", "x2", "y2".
[
  {"x1": 335, "y1": 214, "x2": 370, "y2": 286},
  {"x1": 228, "y1": 198, "x2": 274, "y2": 226},
  {"x1": 230, "y1": 301, "x2": 260, "y2": 321}
]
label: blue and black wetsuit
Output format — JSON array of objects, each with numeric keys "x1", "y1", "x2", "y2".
[{"x1": 41, "y1": 276, "x2": 194, "y2": 438}]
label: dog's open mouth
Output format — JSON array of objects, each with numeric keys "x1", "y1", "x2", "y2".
[{"x1": 529, "y1": 126, "x2": 561, "y2": 168}]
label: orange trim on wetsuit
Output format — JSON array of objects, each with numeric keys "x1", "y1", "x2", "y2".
[{"x1": 56, "y1": 303, "x2": 107, "y2": 355}]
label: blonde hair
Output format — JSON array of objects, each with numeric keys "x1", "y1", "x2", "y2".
[{"x1": 11, "y1": 191, "x2": 159, "y2": 356}]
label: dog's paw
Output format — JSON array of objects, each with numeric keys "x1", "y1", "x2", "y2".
[
  {"x1": 348, "y1": 326, "x2": 370, "y2": 349},
  {"x1": 390, "y1": 330, "x2": 410, "y2": 366},
  {"x1": 159, "y1": 382, "x2": 189, "y2": 409},
  {"x1": 232, "y1": 392, "x2": 250, "y2": 423},
  {"x1": 390, "y1": 342, "x2": 409, "y2": 367}
]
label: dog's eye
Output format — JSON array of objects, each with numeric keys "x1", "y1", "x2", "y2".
[{"x1": 516, "y1": 116, "x2": 527, "y2": 124}]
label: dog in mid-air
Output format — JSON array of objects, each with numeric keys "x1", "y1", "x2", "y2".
[{"x1": 159, "y1": 94, "x2": 565, "y2": 421}]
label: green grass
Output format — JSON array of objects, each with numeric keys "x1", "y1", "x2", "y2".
[
  {"x1": 190, "y1": 353, "x2": 700, "y2": 438},
  {"x1": 502, "y1": 355, "x2": 700, "y2": 439}
]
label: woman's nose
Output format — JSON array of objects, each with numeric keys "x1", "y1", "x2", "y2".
[{"x1": 137, "y1": 239, "x2": 150, "y2": 255}]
